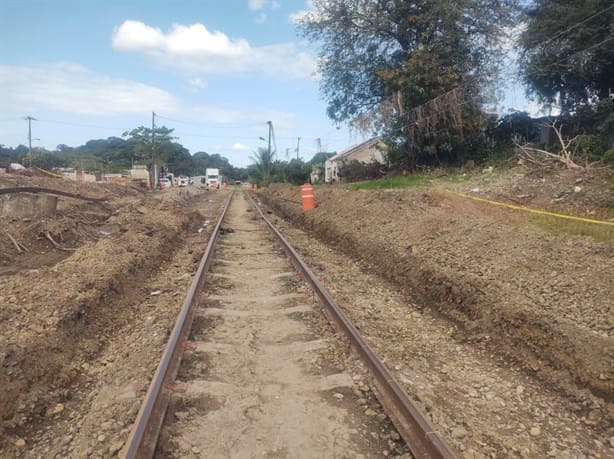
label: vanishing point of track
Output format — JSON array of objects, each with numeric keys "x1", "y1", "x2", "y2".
[{"x1": 123, "y1": 189, "x2": 456, "y2": 458}]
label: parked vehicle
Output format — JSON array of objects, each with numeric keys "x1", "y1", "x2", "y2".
[
  {"x1": 205, "y1": 168, "x2": 220, "y2": 189},
  {"x1": 178, "y1": 177, "x2": 188, "y2": 187},
  {"x1": 159, "y1": 178, "x2": 172, "y2": 189}
]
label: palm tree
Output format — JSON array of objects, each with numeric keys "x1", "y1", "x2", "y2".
[{"x1": 250, "y1": 146, "x2": 275, "y2": 186}]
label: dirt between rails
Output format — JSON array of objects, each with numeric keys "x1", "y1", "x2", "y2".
[
  {"x1": 258, "y1": 168, "x2": 613, "y2": 457},
  {"x1": 156, "y1": 191, "x2": 410, "y2": 458},
  {"x1": 0, "y1": 172, "x2": 229, "y2": 457}
]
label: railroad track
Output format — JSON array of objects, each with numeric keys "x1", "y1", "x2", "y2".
[{"x1": 124, "y1": 190, "x2": 455, "y2": 458}]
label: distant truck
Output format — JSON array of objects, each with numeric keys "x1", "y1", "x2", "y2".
[
  {"x1": 205, "y1": 168, "x2": 220, "y2": 189},
  {"x1": 130, "y1": 165, "x2": 149, "y2": 181}
]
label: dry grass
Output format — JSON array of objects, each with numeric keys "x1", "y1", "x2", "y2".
[{"x1": 529, "y1": 215, "x2": 614, "y2": 241}]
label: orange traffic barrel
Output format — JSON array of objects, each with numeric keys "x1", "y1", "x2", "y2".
[{"x1": 301, "y1": 183, "x2": 315, "y2": 210}]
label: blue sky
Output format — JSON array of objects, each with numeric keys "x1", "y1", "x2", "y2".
[
  {"x1": 0, "y1": 0, "x2": 359, "y2": 167},
  {"x1": 0, "y1": 0, "x2": 536, "y2": 167}
]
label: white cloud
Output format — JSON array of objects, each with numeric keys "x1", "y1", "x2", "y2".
[
  {"x1": 248, "y1": 0, "x2": 265, "y2": 10},
  {"x1": 188, "y1": 76, "x2": 208, "y2": 91},
  {"x1": 290, "y1": 1, "x2": 315, "y2": 23},
  {"x1": 113, "y1": 21, "x2": 250, "y2": 58},
  {"x1": 112, "y1": 20, "x2": 315, "y2": 79},
  {"x1": 0, "y1": 62, "x2": 180, "y2": 116},
  {"x1": 248, "y1": 0, "x2": 279, "y2": 11},
  {"x1": 0, "y1": 62, "x2": 298, "y2": 125},
  {"x1": 232, "y1": 142, "x2": 250, "y2": 151},
  {"x1": 255, "y1": 12, "x2": 268, "y2": 24}
]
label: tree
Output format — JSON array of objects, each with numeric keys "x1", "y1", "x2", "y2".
[
  {"x1": 123, "y1": 125, "x2": 176, "y2": 185},
  {"x1": 122, "y1": 126, "x2": 176, "y2": 164},
  {"x1": 309, "y1": 152, "x2": 335, "y2": 165},
  {"x1": 249, "y1": 147, "x2": 275, "y2": 186},
  {"x1": 0, "y1": 145, "x2": 28, "y2": 168},
  {"x1": 159, "y1": 143, "x2": 192, "y2": 176},
  {"x1": 271, "y1": 159, "x2": 311, "y2": 185},
  {"x1": 31, "y1": 150, "x2": 68, "y2": 170},
  {"x1": 299, "y1": 0, "x2": 519, "y2": 168},
  {"x1": 518, "y1": 0, "x2": 614, "y2": 114}
]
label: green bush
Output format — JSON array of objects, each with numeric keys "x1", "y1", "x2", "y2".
[
  {"x1": 574, "y1": 134, "x2": 605, "y2": 161},
  {"x1": 337, "y1": 159, "x2": 383, "y2": 182},
  {"x1": 603, "y1": 149, "x2": 614, "y2": 164}
]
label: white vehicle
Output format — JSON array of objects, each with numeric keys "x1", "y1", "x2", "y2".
[
  {"x1": 205, "y1": 168, "x2": 220, "y2": 189},
  {"x1": 178, "y1": 177, "x2": 188, "y2": 187},
  {"x1": 159, "y1": 178, "x2": 172, "y2": 189}
]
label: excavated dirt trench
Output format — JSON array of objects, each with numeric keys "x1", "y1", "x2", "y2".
[
  {"x1": 259, "y1": 182, "x2": 613, "y2": 457},
  {"x1": 260, "y1": 184, "x2": 613, "y2": 402}
]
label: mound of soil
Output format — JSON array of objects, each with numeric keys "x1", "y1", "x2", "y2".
[
  {"x1": 260, "y1": 172, "x2": 613, "y2": 405},
  {"x1": 0, "y1": 175, "x2": 229, "y2": 457}
]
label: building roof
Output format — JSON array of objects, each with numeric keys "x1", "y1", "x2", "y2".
[{"x1": 327, "y1": 137, "x2": 381, "y2": 163}]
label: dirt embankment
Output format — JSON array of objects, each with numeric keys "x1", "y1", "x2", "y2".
[
  {"x1": 259, "y1": 180, "x2": 613, "y2": 406},
  {"x1": 0, "y1": 174, "x2": 228, "y2": 456}
]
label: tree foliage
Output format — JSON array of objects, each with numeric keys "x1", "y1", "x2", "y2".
[
  {"x1": 249, "y1": 147, "x2": 275, "y2": 186},
  {"x1": 272, "y1": 159, "x2": 312, "y2": 185},
  {"x1": 299, "y1": 0, "x2": 518, "y2": 168},
  {"x1": 0, "y1": 129, "x2": 248, "y2": 180},
  {"x1": 518, "y1": 0, "x2": 614, "y2": 114}
]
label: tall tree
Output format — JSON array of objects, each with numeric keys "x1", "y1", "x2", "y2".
[
  {"x1": 300, "y1": 0, "x2": 518, "y2": 168},
  {"x1": 250, "y1": 147, "x2": 275, "y2": 186},
  {"x1": 122, "y1": 125, "x2": 176, "y2": 184},
  {"x1": 122, "y1": 126, "x2": 176, "y2": 164},
  {"x1": 518, "y1": 0, "x2": 614, "y2": 114}
]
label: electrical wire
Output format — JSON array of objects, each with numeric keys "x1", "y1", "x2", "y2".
[
  {"x1": 36, "y1": 118, "x2": 127, "y2": 131},
  {"x1": 532, "y1": 4, "x2": 614, "y2": 50},
  {"x1": 155, "y1": 113, "x2": 265, "y2": 130},
  {"x1": 539, "y1": 35, "x2": 613, "y2": 70}
]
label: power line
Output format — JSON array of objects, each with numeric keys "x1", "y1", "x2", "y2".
[
  {"x1": 36, "y1": 118, "x2": 126, "y2": 131},
  {"x1": 4, "y1": 113, "x2": 347, "y2": 154},
  {"x1": 537, "y1": 35, "x2": 614, "y2": 70},
  {"x1": 170, "y1": 131, "x2": 267, "y2": 140},
  {"x1": 534, "y1": 4, "x2": 614, "y2": 50},
  {"x1": 155, "y1": 113, "x2": 264, "y2": 130}
]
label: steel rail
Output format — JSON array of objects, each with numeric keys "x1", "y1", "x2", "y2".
[
  {"x1": 123, "y1": 190, "x2": 234, "y2": 459},
  {"x1": 249, "y1": 191, "x2": 457, "y2": 459}
]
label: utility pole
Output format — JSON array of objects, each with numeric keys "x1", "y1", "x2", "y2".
[
  {"x1": 267, "y1": 120, "x2": 272, "y2": 158},
  {"x1": 24, "y1": 116, "x2": 36, "y2": 167},
  {"x1": 296, "y1": 137, "x2": 301, "y2": 160},
  {"x1": 151, "y1": 111, "x2": 157, "y2": 189},
  {"x1": 316, "y1": 138, "x2": 322, "y2": 153}
]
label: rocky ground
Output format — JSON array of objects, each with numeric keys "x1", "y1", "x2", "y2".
[
  {"x1": 0, "y1": 164, "x2": 612, "y2": 458},
  {"x1": 258, "y1": 165, "x2": 613, "y2": 458},
  {"x1": 0, "y1": 172, "x2": 228, "y2": 457}
]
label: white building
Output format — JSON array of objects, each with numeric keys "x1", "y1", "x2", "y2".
[{"x1": 324, "y1": 138, "x2": 385, "y2": 183}]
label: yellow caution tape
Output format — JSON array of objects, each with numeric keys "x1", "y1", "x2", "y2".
[
  {"x1": 34, "y1": 167, "x2": 65, "y2": 179},
  {"x1": 443, "y1": 189, "x2": 614, "y2": 227}
]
